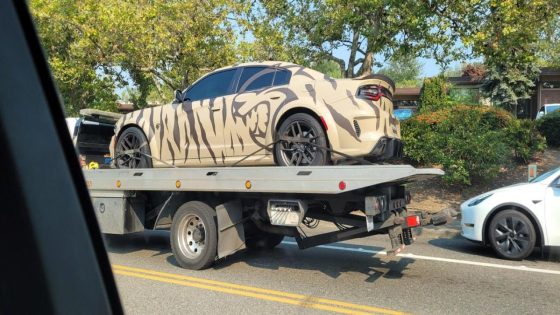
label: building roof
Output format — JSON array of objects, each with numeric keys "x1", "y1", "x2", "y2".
[
  {"x1": 447, "y1": 76, "x2": 483, "y2": 86},
  {"x1": 539, "y1": 67, "x2": 560, "y2": 76},
  {"x1": 395, "y1": 87, "x2": 421, "y2": 95},
  {"x1": 394, "y1": 87, "x2": 421, "y2": 100}
]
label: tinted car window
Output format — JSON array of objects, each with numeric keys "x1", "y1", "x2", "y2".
[
  {"x1": 186, "y1": 69, "x2": 236, "y2": 101},
  {"x1": 273, "y1": 69, "x2": 291, "y2": 86},
  {"x1": 237, "y1": 67, "x2": 274, "y2": 93}
]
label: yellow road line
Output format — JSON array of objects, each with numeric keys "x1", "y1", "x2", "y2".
[{"x1": 112, "y1": 264, "x2": 407, "y2": 315}]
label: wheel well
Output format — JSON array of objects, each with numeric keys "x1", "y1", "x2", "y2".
[
  {"x1": 116, "y1": 124, "x2": 145, "y2": 141},
  {"x1": 273, "y1": 107, "x2": 330, "y2": 164},
  {"x1": 275, "y1": 107, "x2": 327, "y2": 136},
  {"x1": 483, "y1": 205, "x2": 543, "y2": 247}
]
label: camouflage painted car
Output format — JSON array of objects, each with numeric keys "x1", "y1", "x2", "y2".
[{"x1": 111, "y1": 61, "x2": 402, "y2": 168}]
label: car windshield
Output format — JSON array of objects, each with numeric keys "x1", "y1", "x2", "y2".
[
  {"x1": 546, "y1": 104, "x2": 560, "y2": 113},
  {"x1": 530, "y1": 167, "x2": 560, "y2": 183}
]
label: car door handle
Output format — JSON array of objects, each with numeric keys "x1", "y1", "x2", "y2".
[
  {"x1": 270, "y1": 96, "x2": 280, "y2": 100},
  {"x1": 211, "y1": 107, "x2": 221, "y2": 111}
]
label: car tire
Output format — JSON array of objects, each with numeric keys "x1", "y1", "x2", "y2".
[
  {"x1": 170, "y1": 201, "x2": 218, "y2": 270},
  {"x1": 488, "y1": 209, "x2": 536, "y2": 260},
  {"x1": 245, "y1": 232, "x2": 285, "y2": 250},
  {"x1": 115, "y1": 127, "x2": 152, "y2": 168},
  {"x1": 275, "y1": 113, "x2": 328, "y2": 166}
]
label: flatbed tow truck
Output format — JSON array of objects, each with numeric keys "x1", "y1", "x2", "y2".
[{"x1": 84, "y1": 164, "x2": 448, "y2": 270}]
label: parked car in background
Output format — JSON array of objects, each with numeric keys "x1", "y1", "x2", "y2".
[
  {"x1": 536, "y1": 103, "x2": 560, "y2": 119},
  {"x1": 460, "y1": 167, "x2": 560, "y2": 260},
  {"x1": 112, "y1": 61, "x2": 402, "y2": 168},
  {"x1": 393, "y1": 108, "x2": 414, "y2": 121}
]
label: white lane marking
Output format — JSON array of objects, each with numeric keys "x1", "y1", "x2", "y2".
[{"x1": 281, "y1": 241, "x2": 560, "y2": 275}]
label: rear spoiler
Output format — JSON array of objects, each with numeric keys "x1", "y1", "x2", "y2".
[{"x1": 353, "y1": 74, "x2": 396, "y2": 91}]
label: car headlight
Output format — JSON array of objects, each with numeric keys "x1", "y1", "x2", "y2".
[{"x1": 467, "y1": 194, "x2": 493, "y2": 207}]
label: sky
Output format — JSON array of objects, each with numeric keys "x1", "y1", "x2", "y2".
[{"x1": 330, "y1": 45, "x2": 479, "y2": 78}]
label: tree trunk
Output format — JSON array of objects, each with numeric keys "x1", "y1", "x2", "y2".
[
  {"x1": 346, "y1": 30, "x2": 360, "y2": 78},
  {"x1": 359, "y1": 50, "x2": 374, "y2": 76}
]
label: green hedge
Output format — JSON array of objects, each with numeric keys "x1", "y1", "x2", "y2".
[
  {"x1": 537, "y1": 110, "x2": 560, "y2": 147},
  {"x1": 506, "y1": 119, "x2": 547, "y2": 163},
  {"x1": 402, "y1": 105, "x2": 546, "y2": 185}
]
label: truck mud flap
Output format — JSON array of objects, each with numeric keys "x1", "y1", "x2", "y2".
[{"x1": 216, "y1": 201, "x2": 246, "y2": 259}]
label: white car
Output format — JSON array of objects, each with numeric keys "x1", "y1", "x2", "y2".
[
  {"x1": 460, "y1": 167, "x2": 560, "y2": 260},
  {"x1": 536, "y1": 103, "x2": 560, "y2": 119}
]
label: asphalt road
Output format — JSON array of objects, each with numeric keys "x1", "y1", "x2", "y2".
[{"x1": 104, "y1": 224, "x2": 560, "y2": 315}]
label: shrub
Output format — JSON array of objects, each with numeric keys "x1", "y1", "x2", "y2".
[
  {"x1": 401, "y1": 105, "x2": 545, "y2": 185},
  {"x1": 537, "y1": 110, "x2": 560, "y2": 147},
  {"x1": 506, "y1": 119, "x2": 546, "y2": 163},
  {"x1": 419, "y1": 76, "x2": 452, "y2": 113}
]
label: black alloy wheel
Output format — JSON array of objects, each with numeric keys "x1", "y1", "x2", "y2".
[
  {"x1": 115, "y1": 127, "x2": 152, "y2": 169},
  {"x1": 488, "y1": 209, "x2": 536, "y2": 260},
  {"x1": 275, "y1": 113, "x2": 328, "y2": 166}
]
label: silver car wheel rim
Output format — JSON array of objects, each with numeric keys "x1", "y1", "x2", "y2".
[
  {"x1": 177, "y1": 214, "x2": 206, "y2": 259},
  {"x1": 280, "y1": 120, "x2": 318, "y2": 166}
]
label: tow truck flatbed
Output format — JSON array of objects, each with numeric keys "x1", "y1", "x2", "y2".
[
  {"x1": 84, "y1": 165, "x2": 447, "y2": 270},
  {"x1": 85, "y1": 165, "x2": 443, "y2": 194}
]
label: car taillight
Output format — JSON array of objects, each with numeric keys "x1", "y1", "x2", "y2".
[{"x1": 357, "y1": 84, "x2": 381, "y2": 101}]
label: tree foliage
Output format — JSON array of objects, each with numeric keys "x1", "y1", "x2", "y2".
[
  {"x1": 433, "y1": 0, "x2": 560, "y2": 112},
  {"x1": 253, "y1": 0, "x2": 460, "y2": 78},
  {"x1": 377, "y1": 55, "x2": 422, "y2": 87},
  {"x1": 31, "y1": 0, "x2": 248, "y2": 114}
]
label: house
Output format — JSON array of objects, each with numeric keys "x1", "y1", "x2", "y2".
[
  {"x1": 393, "y1": 67, "x2": 560, "y2": 119},
  {"x1": 393, "y1": 87, "x2": 421, "y2": 110}
]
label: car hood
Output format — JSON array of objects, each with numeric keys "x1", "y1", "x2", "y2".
[{"x1": 463, "y1": 181, "x2": 544, "y2": 206}]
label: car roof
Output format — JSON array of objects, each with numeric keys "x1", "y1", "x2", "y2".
[{"x1": 214, "y1": 61, "x2": 298, "y2": 72}]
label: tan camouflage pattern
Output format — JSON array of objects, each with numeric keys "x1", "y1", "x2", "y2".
[{"x1": 111, "y1": 61, "x2": 400, "y2": 167}]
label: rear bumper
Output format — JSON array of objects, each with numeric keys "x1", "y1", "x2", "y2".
[{"x1": 366, "y1": 137, "x2": 403, "y2": 162}]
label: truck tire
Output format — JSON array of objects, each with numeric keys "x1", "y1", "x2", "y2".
[
  {"x1": 488, "y1": 209, "x2": 536, "y2": 260},
  {"x1": 245, "y1": 232, "x2": 285, "y2": 250},
  {"x1": 170, "y1": 201, "x2": 218, "y2": 270}
]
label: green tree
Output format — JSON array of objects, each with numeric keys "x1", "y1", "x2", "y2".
[
  {"x1": 253, "y1": 0, "x2": 461, "y2": 78},
  {"x1": 537, "y1": 16, "x2": 560, "y2": 67},
  {"x1": 476, "y1": 1, "x2": 556, "y2": 113},
  {"x1": 377, "y1": 55, "x2": 422, "y2": 87},
  {"x1": 30, "y1": 0, "x2": 248, "y2": 114},
  {"x1": 419, "y1": 76, "x2": 451, "y2": 113},
  {"x1": 434, "y1": 0, "x2": 560, "y2": 114},
  {"x1": 310, "y1": 60, "x2": 344, "y2": 78}
]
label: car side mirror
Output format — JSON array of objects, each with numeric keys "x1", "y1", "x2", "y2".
[{"x1": 174, "y1": 89, "x2": 183, "y2": 103}]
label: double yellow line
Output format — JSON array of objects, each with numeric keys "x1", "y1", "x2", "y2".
[{"x1": 112, "y1": 264, "x2": 407, "y2": 315}]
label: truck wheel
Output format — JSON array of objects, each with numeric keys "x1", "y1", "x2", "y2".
[
  {"x1": 170, "y1": 201, "x2": 217, "y2": 270},
  {"x1": 115, "y1": 127, "x2": 152, "y2": 168},
  {"x1": 488, "y1": 210, "x2": 536, "y2": 260},
  {"x1": 275, "y1": 113, "x2": 328, "y2": 166},
  {"x1": 246, "y1": 232, "x2": 285, "y2": 250}
]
